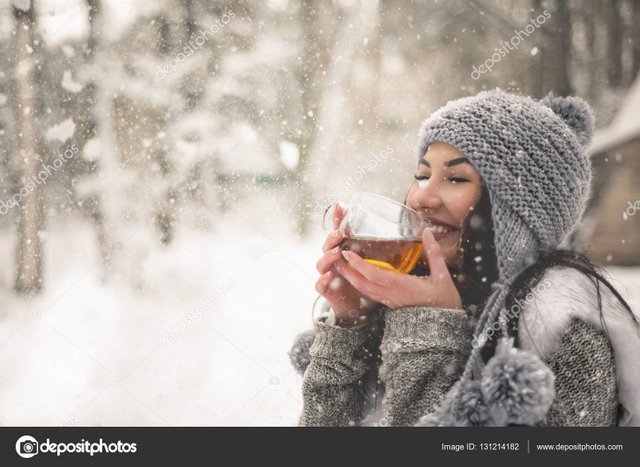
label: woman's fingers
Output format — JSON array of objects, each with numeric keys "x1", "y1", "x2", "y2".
[
  {"x1": 315, "y1": 271, "x2": 333, "y2": 295},
  {"x1": 322, "y1": 229, "x2": 343, "y2": 253},
  {"x1": 316, "y1": 246, "x2": 344, "y2": 274},
  {"x1": 421, "y1": 228, "x2": 451, "y2": 282},
  {"x1": 334, "y1": 260, "x2": 385, "y2": 302},
  {"x1": 340, "y1": 250, "x2": 399, "y2": 287}
]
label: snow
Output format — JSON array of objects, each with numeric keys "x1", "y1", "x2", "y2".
[
  {"x1": 1, "y1": 0, "x2": 638, "y2": 429},
  {"x1": 45, "y1": 118, "x2": 76, "y2": 142},
  {"x1": 588, "y1": 73, "x2": 640, "y2": 155},
  {"x1": 37, "y1": 0, "x2": 89, "y2": 48},
  {"x1": 61, "y1": 70, "x2": 83, "y2": 93},
  {"x1": 0, "y1": 199, "x2": 320, "y2": 425},
  {"x1": 61, "y1": 45, "x2": 75, "y2": 58},
  {"x1": 11, "y1": 0, "x2": 30, "y2": 11},
  {"x1": 214, "y1": 122, "x2": 281, "y2": 174},
  {"x1": 279, "y1": 141, "x2": 300, "y2": 170},
  {"x1": 2, "y1": 200, "x2": 639, "y2": 426}
]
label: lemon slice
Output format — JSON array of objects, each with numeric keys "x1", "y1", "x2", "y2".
[{"x1": 364, "y1": 259, "x2": 398, "y2": 272}]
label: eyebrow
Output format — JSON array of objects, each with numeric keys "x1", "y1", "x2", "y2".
[{"x1": 419, "y1": 157, "x2": 469, "y2": 168}]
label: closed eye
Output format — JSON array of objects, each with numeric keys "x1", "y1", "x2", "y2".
[{"x1": 414, "y1": 174, "x2": 469, "y2": 183}]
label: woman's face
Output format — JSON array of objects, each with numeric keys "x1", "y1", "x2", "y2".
[{"x1": 406, "y1": 141, "x2": 483, "y2": 270}]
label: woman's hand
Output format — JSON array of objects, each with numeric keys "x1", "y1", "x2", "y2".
[
  {"x1": 315, "y1": 203, "x2": 378, "y2": 325},
  {"x1": 334, "y1": 228, "x2": 463, "y2": 310}
]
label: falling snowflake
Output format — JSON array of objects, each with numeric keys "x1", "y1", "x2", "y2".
[{"x1": 329, "y1": 277, "x2": 342, "y2": 291}]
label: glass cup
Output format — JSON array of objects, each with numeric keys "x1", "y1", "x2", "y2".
[{"x1": 322, "y1": 192, "x2": 433, "y2": 274}]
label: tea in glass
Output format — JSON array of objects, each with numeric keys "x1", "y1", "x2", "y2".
[
  {"x1": 340, "y1": 236, "x2": 423, "y2": 273},
  {"x1": 322, "y1": 192, "x2": 432, "y2": 273}
]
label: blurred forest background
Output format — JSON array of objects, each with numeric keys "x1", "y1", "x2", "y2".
[{"x1": 0, "y1": 0, "x2": 638, "y2": 425}]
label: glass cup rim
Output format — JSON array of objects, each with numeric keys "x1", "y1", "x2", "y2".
[
  {"x1": 322, "y1": 191, "x2": 432, "y2": 234},
  {"x1": 349, "y1": 192, "x2": 429, "y2": 226}
]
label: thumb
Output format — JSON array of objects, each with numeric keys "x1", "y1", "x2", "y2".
[{"x1": 421, "y1": 228, "x2": 448, "y2": 279}]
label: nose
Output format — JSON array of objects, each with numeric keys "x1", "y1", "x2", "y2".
[{"x1": 410, "y1": 179, "x2": 443, "y2": 212}]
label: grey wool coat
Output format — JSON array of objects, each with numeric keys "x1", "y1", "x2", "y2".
[{"x1": 292, "y1": 266, "x2": 640, "y2": 427}]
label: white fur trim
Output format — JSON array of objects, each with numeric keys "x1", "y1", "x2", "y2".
[{"x1": 518, "y1": 266, "x2": 640, "y2": 426}]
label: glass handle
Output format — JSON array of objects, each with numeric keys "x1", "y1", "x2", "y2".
[{"x1": 321, "y1": 203, "x2": 335, "y2": 233}]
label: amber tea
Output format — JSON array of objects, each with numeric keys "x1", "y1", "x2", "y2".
[{"x1": 340, "y1": 236, "x2": 423, "y2": 273}]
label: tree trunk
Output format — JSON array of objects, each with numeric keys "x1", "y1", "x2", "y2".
[
  {"x1": 630, "y1": 0, "x2": 640, "y2": 80},
  {"x1": 583, "y1": 0, "x2": 597, "y2": 102},
  {"x1": 529, "y1": 0, "x2": 544, "y2": 98},
  {"x1": 605, "y1": 0, "x2": 622, "y2": 87},
  {"x1": 548, "y1": 0, "x2": 572, "y2": 96},
  {"x1": 13, "y1": 4, "x2": 44, "y2": 294}
]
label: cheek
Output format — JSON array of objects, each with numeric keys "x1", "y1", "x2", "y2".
[{"x1": 444, "y1": 187, "x2": 481, "y2": 220}]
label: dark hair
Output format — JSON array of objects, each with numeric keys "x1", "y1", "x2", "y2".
[
  {"x1": 451, "y1": 183, "x2": 498, "y2": 317},
  {"x1": 405, "y1": 179, "x2": 639, "y2": 363}
]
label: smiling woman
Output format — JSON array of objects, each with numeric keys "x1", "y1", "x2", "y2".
[
  {"x1": 291, "y1": 89, "x2": 640, "y2": 427},
  {"x1": 406, "y1": 142, "x2": 483, "y2": 270}
]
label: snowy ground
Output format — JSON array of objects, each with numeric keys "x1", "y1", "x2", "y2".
[
  {"x1": 0, "y1": 194, "x2": 320, "y2": 426},
  {"x1": 0, "y1": 195, "x2": 639, "y2": 426}
]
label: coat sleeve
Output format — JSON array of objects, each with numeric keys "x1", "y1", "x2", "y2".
[
  {"x1": 298, "y1": 311, "x2": 384, "y2": 426},
  {"x1": 378, "y1": 306, "x2": 475, "y2": 426},
  {"x1": 537, "y1": 318, "x2": 619, "y2": 426}
]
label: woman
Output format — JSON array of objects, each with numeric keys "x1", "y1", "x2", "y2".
[{"x1": 290, "y1": 89, "x2": 640, "y2": 427}]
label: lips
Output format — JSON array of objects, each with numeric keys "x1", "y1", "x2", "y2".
[
  {"x1": 422, "y1": 217, "x2": 459, "y2": 239},
  {"x1": 431, "y1": 228, "x2": 458, "y2": 242}
]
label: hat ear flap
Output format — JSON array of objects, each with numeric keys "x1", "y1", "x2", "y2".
[{"x1": 540, "y1": 93, "x2": 594, "y2": 147}]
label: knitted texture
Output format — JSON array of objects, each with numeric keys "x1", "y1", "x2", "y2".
[
  {"x1": 293, "y1": 89, "x2": 614, "y2": 426},
  {"x1": 413, "y1": 88, "x2": 595, "y2": 425},
  {"x1": 416, "y1": 89, "x2": 593, "y2": 274},
  {"x1": 296, "y1": 305, "x2": 618, "y2": 426},
  {"x1": 540, "y1": 319, "x2": 618, "y2": 426},
  {"x1": 378, "y1": 308, "x2": 474, "y2": 426}
]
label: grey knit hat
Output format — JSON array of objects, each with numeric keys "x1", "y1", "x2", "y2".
[{"x1": 414, "y1": 88, "x2": 595, "y2": 426}]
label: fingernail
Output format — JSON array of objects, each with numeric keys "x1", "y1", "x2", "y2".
[
  {"x1": 341, "y1": 251, "x2": 351, "y2": 261},
  {"x1": 330, "y1": 246, "x2": 340, "y2": 254}
]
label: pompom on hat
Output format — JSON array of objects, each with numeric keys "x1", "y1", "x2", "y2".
[{"x1": 414, "y1": 88, "x2": 595, "y2": 426}]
